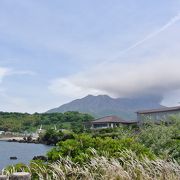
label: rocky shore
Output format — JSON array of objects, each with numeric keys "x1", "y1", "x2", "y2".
[{"x1": 0, "y1": 136, "x2": 40, "y2": 144}]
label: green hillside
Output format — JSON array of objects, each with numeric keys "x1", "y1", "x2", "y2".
[{"x1": 0, "y1": 111, "x2": 94, "y2": 133}]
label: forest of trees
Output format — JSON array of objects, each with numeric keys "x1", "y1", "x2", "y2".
[{"x1": 0, "y1": 111, "x2": 94, "y2": 133}]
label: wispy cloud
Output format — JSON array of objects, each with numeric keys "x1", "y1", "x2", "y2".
[
  {"x1": 49, "y1": 78, "x2": 103, "y2": 100},
  {"x1": 104, "y1": 12, "x2": 180, "y2": 64},
  {"x1": 0, "y1": 67, "x2": 11, "y2": 83},
  {"x1": 8, "y1": 70, "x2": 37, "y2": 76}
]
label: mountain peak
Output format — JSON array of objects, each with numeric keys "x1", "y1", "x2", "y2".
[
  {"x1": 47, "y1": 94, "x2": 164, "y2": 120},
  {"x1": 85, "y1": 94, "x2": 111, "y2": 98}
]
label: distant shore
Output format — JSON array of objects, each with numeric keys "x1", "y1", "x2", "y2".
[
  {"x1": 0, "y1": 136, "x2": 41, "y2": 144},
  {"x1": 0, "y1": 136, "x2": 24, "y2": 141}
]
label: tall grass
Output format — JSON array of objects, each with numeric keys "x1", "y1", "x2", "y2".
[{"x1": 2, "y1": 150, "x2": 180, "y2": 180}]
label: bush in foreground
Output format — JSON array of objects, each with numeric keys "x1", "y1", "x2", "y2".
[
  {"x1": 47, "y1": 134, "x2": 155, "y2": 163},
  {"x1": 3, "y1": 150, "x2": 180, "y2": 180}
]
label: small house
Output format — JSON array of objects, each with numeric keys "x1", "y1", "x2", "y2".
[{"x1": 90, "y1": 115, "x2": 137, "y2": 129}]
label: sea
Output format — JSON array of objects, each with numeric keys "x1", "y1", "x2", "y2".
[{"x1": 0, "y1": 141, "x2": 51, "y2": 170}]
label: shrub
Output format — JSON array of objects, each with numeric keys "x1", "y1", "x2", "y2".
[
  {"x1": 138, "y1": 121, "x2": 180, "y2": 162},
  {"x1": 3, "y1": 151, "x2": 180, "y2": 180},
  {"x1": 47, "y1": 134, "x2": 155, "y2": 163}
]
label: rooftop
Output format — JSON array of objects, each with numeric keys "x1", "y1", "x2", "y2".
[
  {"x1": 137, "y1": 106, "x2": 180, "y2": 114},
  {"x1": 92, "y1": 115, "x2": 137, "y2": 124}
]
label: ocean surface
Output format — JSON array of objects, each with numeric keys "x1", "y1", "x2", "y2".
[{"x1": 0, "y1": 141, "x2": 51, "y2": 170}]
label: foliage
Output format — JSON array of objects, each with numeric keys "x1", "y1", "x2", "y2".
[
  {"x1": 92, "y1": 125, "x2": 137, "y2": 139},
  {"x1": 39, "y1": 129, "x2": 74, "y2": 145},
  {"x1": 0, "y1": 111, "x2": 94, "y2": 133},
  {"x1": 40, "y1": 129, "x2": 64, "y2": 145},
  {"x1": 138, "y1": 118, "x2": 180, "y2": 163},
  {"x1": 47, "y1": 134, "x2": 155, "y2": 163},
  {"x1": 45, "y1": 117, "x2": 180, "y2": 164},
  {"x1": 3, "y1": 150, "x2": 180, "y2": 180}
]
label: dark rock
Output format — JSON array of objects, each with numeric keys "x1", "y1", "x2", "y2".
[
  {"x1": 32, "y1": 156, "x2": 48, "y2": 161},
  {"x1": 10, "y1": 172, "x2": 31, "y2": 180},
  {"x1": 10, "y1": 157, "x2": 17, "y2": 160}
]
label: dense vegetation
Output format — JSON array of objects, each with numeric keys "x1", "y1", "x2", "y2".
[
  {"x1": 4, "y1": 151, "x2": 180, "y2": 180},
  {"x1": 1, "y1": 114, "x2": 180, "y2": 179},
  {"x1": 44, "y1": 117, "x2": 180, "y2": 164},
  {"x1": 0, "y1": 111, "x2": 94, "y2": 133}
]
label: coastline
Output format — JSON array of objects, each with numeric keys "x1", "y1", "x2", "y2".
[
  {"x1": 0, "y1": 137, "x2": 24, "y2": 141},
  {"x1": 0, "y1": 136, "x2": 41, "y2": 144}
]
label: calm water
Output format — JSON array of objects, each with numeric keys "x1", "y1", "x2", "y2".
[{"x1": 0, "y1": 141, "x2": 51, "y2": 170}]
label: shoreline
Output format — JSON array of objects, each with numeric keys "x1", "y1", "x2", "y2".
[
  {"x1": 0, "y1": 137, "x2": 53, "y2": 146},
  {"x1": 0, "y1": 137, "x2": 24, "y2": 141},
  {"x1": 0, "y1": 136, "x2": 41, "y2": 144}
]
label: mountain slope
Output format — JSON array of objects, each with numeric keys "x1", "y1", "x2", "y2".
[{"x1": 47, "y1": 95, "x2": 164, "y2": 120}]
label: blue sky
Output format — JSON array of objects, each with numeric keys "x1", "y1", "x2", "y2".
[{"x1": 0, "y1": 0, "x2": 180, "y2": 112}]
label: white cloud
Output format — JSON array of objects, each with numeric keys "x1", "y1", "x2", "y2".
[
  {"x1": 0, "y1": 67, "x2": 11, "y2": 83},
  {"x1": 0, "y1": 67, "x2": 36, "y2": 81},
  {"x1": 49, "y1": 78, "x2": 105, "y2": 100},
  {"x1": 162, "y1": 89, "x2": 180, "y2": 106},
  {"x1": 49, "y1": 58, "x2": 180, "y2": 100}
]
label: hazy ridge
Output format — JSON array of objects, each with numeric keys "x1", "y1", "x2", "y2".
[{"x1": 47, "y1": 95, "x2": 164, "y2": 120}]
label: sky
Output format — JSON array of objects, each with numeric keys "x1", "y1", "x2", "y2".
[{"x1": 0, "y1": 0, "x2": 180, "y2": 113}]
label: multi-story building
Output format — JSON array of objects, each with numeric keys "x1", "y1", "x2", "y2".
[{"x1": 137, "y1": 106, "x2": 180, "y2": 123}]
